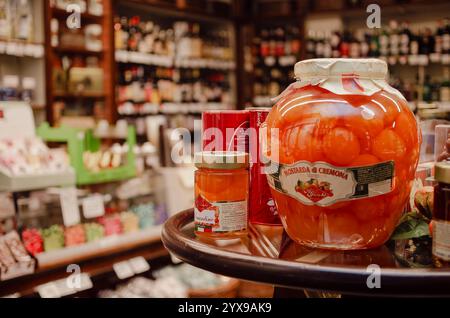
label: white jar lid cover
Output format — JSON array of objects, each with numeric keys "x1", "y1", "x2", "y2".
[{"x1": 295, "y1": 58, "x2": 388, "y2": 80}]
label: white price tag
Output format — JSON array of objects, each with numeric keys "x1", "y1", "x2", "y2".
[
  {"x1": 82, "y1": 194, "x2": 105, "y2": 219},
  {"x1": 36, "y1": 282, "x2": 61, "y2": 298},
  {"x1": 60, "y1": 187, "x2": 81, "y2": 227},
  {"x1": 129, "y1": 257, "x2": 150, "y2": 274},
  {"x1": 113, "y1": 261, "x2": 135, "y2": 280}
]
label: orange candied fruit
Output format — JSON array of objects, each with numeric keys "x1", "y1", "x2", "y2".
[{"x1": 322, "y1": 127, "x2": 360, "y2": 166}]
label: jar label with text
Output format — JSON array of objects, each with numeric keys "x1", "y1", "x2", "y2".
[
  {"x1": 267, "y1": 161, "x2": 394, "y2": 207},
  {"x1": 433, "y1": 220, "x2": 450, "y2": 262},
  {"x1": 195, "y1": 195, "x2": 247, "y2": 233}
]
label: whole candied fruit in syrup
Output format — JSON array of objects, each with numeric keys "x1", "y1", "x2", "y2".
[{"x1": 266, "y1": 64, "x2": 420, "y2": 250}]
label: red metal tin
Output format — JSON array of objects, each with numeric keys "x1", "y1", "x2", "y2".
[
  {"x1": 202, "y1": 110, "x2": 250, "y2": 152},
  {"x1": 248, "y1": 108, "x2": 281, "y2": 225}
]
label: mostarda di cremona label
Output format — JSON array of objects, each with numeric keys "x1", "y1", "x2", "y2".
[{"x1": 267, "y1": 160, "x2": 394, "y2": 207}]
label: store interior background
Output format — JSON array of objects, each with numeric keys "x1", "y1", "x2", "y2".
[{"x1": 0, "y1": 0, "x2": 449, "y2": 298}]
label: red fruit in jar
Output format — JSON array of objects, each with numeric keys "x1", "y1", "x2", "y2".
[
  {"x1": 342, "y1": 104, "x2": 384, "y2": 153},
  {"x1": 322, "y1": 127, "x2": 360, "y2": 166},
  {"x1": 394, "y1": 112, "x2": 419, "y2": 149},
  {"x1": 372, "y1": 129, "x2": 407, "y2": 162},
  {"x1": 371, "y1": 91, "x2": 402, "y2": 128}
]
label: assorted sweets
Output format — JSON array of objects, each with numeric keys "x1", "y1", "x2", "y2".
[
  {"x1": 265, "y1": 58, "x2": 421, "y2": 250},
  {"x1": 0, "y1": 231, "x2": 35, "y2": 281},
  {"x1": 0, "y1": 138, "x2": 70, "y2": 176},
  {"x1": 20, "y1": 206, "x2": 162, "y2": 255},
  {"x1": 194, "y1": 151, "x2": 249, "y2": 238}
]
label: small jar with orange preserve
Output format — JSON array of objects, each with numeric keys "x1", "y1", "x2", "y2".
[
  {"x1": 264, "y1": 58, "x2": 421, "y2": 250},
  {"x1": 194, "y1": 151, "x2": 249, "y2": 238}
]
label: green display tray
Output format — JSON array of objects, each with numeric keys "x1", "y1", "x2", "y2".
[{"x1": 37, "y1": 123, "x2": 137, "y2": 185}]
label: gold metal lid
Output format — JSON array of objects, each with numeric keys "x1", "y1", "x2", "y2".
[
  {"x1": 435, "y1": 162, "x2": 450, "y2": 184},
  {"x1": 194, "y1": 151, "x2": 249, "y2": 170}
]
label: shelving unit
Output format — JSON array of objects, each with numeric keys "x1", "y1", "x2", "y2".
[
  {"x1": 0, "y1": 239, "x2": 169, "y2": 298},
  {"x1": 113, "y1": 0, "x2": 238, "y2": 118},
  {"x1": 43, "y1": 0, "x2": 116, "y2": 125},
  {"x1": 235, "y1": 0, "x2": 450, "y2": 110}
]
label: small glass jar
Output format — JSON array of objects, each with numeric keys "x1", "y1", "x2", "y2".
[
  {"x1": 194, "y1": 151, "x2": 249, "y2": 239},
  {"x1": 433, "y1": 162, "x2": 450, "y2": 267}
]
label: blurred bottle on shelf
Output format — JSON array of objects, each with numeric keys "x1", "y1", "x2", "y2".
[
  {"x1": 252, "y1": 24, "x2": 302, "y2": 105},
  {"x1": 0, "y1": 0, "x2": 33, "y2": 42},
  {"x1": 441, "y1": 68, "x2": 450, "y2": 102},
  {"x1": 304, "y1": 18, "x2": 450, "y2": 63},
  {"x1": 117, "y1": 65, "x2": 231, "y2": 107},
  {"x1": 116, "y1": 17, "x2": 231, "y2": 63}
]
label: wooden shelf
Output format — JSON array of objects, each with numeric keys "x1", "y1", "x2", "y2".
[
  {"x1": 54, "y1": 92, "x2": 106, "y2": 99},
  {"x1": 44, "y1": 0, "x2": 116, "y2": 125},
  {"x1": 123, "y1": 0, "x2": 234, "y2": 21},
  {"x1": 0, "y1": 40, "x2": 45, "y2": 58},
  {"x1": 0, "y1": 237, "x2": 168, "y2": 298},
  {"x1": 36, "y1": 226, "x2": 163, "y2": 271},
  {"x1": 53, "y1": 47, "x2": 104, "y2": 56},
  {"x1": 51, "y1": 8, "x2": 104, "y2": 23}
]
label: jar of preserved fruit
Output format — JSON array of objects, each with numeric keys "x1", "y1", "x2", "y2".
[
  {"x1": 433, "y1": 162, "x2": 450, "y2": 267},
  {"x1": 194, "y1": 151, "x2": 249, "y2": 239},
  {"x1": 264, "y1": 58, "x2": 421, "y2": 250}
]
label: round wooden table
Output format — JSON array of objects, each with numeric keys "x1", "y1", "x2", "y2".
[{"x1": 162, "y1": 209, "x2": 450, "y2": 297}]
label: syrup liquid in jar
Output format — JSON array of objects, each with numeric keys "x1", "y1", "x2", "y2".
[
  {"x1": 194, "y1": 151, "x2": 249, "y2": 239},
  {"x1": 264, "y1": 58, "x2": 421, "y2": 250}
]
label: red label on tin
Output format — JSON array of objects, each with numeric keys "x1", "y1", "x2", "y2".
[
  {"x1": 202, "y1": 111, "x2": 250, "y2": 152},
  {"x1": 249, "y1": 108, "x2": 281, "y2": 225}
]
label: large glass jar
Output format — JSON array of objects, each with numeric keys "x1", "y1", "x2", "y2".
[{"x1": 265, "y1": 59, "x2": 421, "y2": 250}]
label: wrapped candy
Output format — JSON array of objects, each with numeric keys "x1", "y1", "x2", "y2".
[
  {"x1": 21, "y1": 229, "x2": 44, "y2": 256},
  {"x1": 98, "y1": 215, "x2": 123, "y2": 236},
  {"x1": 120, "y1": 212, "x2": 140, "y2": 233},
  {"x1": 42, "y1": 225, "x2": 65, "y2": 252},
  {"x1": 0, "y1": 137, "x2": 70, "y2": 176},
  {"x1": 131, "y1": 203, "x2": 155, "y2": 229},
  {"x1": 0, "y1": 236, "x2": 16, "y2": 268},
  {"x1": 84, "y1": 223, "x2": 105, "y2": 242},
  {"x1": 64, "y1": 225, "x2": 86, "y2": 247},
  {"x1": 4, "y1": 231, "x2": 32, "y2": 263}
]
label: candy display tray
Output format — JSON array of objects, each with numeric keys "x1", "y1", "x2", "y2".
[
  {"x1": 36, "y1": 225, "x2": 162, "y2": 270},
  {"x1": 37, "y1": 123, "x2": 137, "y2": 186},
  {"x1": 0, "y1": 169, "x2": 76, "y2": 192}
]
